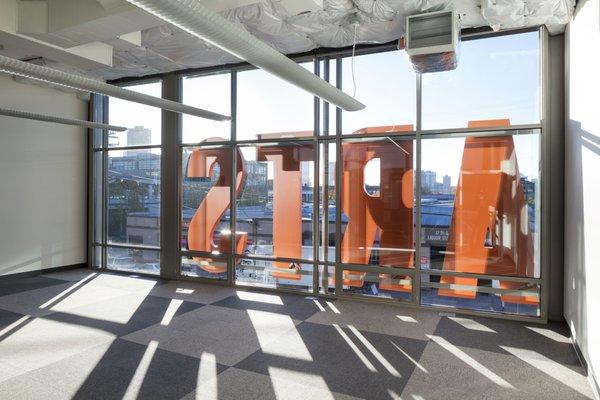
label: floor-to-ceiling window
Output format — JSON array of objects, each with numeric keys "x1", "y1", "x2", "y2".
[
  {"x1": 91, "y1": 29, "x2": 543, "y2": 318},
  {"x1": 181, "y1": 73, "x2": 232, "y2": 280},
  {"x1": 419, "y1": 130, "x2": 541, "y2": 316},
  {"x1": 419, "y1": 31, "x2": 541, "y2": 316},
  {"x1": 234, "y1": 62, "x2": 317, "y2": 291},
  {"x1": 93, "y1": 81, "x2": 162, "y2": 275}
]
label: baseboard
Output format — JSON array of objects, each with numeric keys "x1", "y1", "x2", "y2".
[
  {"x1": 568, "y1": 321, "x2": 600, "y2": 400},
  {"x1": 0, "y1": 262, "x2": 87, "y2": 281}
]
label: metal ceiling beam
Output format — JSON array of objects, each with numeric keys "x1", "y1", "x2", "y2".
[
  {"x1": 0, "y1": 54, "x2": 230, "y2": 121},
  {"x1": 0, "y1": 106, "x2": 127, "y2": 131},
  {"x1": 124, "y1": 0, "x2": 366, "y2": 112}
]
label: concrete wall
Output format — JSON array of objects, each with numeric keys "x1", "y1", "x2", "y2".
[
  {"x1": 0, "y1": 76, "x2": 87, "y2": 276},
  {"x1": 564, "y1": 0, "x2": 600, "y2": 396}
]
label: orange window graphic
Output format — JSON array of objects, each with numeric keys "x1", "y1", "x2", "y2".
[
  {"x1": 183, "y1": 120, "x2": 537, "y2": 305},
  {"x1": 438, "y1": 119, "x2": 537, "y2": 304},
  {"x1": 339, "y1": 125, "x2": 415, "y2": 292},
  {"x1": 185, "y1": 146, "x2": 246, "y2": 273},
  {"x1": 256, "y1": 144, "x2": 314, "y2": 280}
]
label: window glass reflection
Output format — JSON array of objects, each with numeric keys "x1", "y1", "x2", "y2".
[
  {"x1": 338, "y1": 134, "x2": 416, "y2": 295},
  {"x1": 107, "y1": 246, "x2": 160, "y2": 275},
  {"x1": 422, "y1": 31, "x2": 540, "y2": 129},
  {"x1": 420, "y1": 129, "x2": 540, "y2": 313},
  {"x1": 236, "y1": 258, "x2": 313, "y2": 292},
  {"x1": 421, "y1": 273, "x2": 540, "y2": 316},
  {"x1": 181, "y1": 146, "x2": 234, "y2": 252},
  {"x1": 108, "y1": 82, "x2": 161, "y2": 147},
  {"x1": 237, "y1": 63, "x2": 314, "y2": 141},
  {"x1": 181, "y1": 254, "x2": 227, "y2": 280},
  {"x1": 182, "y1": 73, "x2": 231, "y2": 143},
  {"x1": 341, "y1": 51, "x2": 416, "y2": 135},
  {"x1": 236, "y1": 144, "x2": 315, "y2": 265},
  {"x1": 107, "y1": 149, "x2": 161, "y2": 247},
  {"x1": 342, "y1": 270, "x2": 412, "y2": 301}
]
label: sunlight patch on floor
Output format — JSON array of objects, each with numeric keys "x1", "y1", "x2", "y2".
[
  {"x1": 247, "y1": 309, "x2": 312, "y2": 361},
  {"x1": 194, "y1": 352, "x2": 218, "y2": 400},
  {"x1": 122, "y1": 340, "x2": 159, "y2": 400},
  {"x1": 326, "y1": 301, "x2": 340, "y2": 314},
  {"x1": 160, "y1": 299, "x2": 183, "y2": 326},
  {"x1": 332, "y1": 324, "x2": 377, "y2": 372},
  {"x1": 390, "y1": 341, "x2": 428, "y2": 373},
  {"x1": 427, "y1": 335, "x2": 514, "y2": 389},
  {"x1": 0, "y1": 315, "x2": 31, "y2": 338},
  {"x1": 348, "y1": 325, "x2": 401, "y2": 377},
  {"x1": 525, "y1": 326, "x2": 571, "y2": 343},
  {"x1": 39, "y1": 273, "x2": 98, "y2": 309},
  {"x1": 397, "y1": 315, "x2": 417, "y2": 323},
  {"x1": 267, "y1": 366, "x2": 335, "y2": 400},
  {"x1": 237, "y1": 291, "x2": 284, "y2": 305},
  {"x1": 448, "y1": 317, "x2": 496, "y2": 333},
  {"x1": 500, "y1": 346, "x2": 593, "y2": 398},
  {"x1": 312, "y1": 299, "x2": 326, "y2": 311}
]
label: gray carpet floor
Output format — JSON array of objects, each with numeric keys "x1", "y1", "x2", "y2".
[{"x1": 0, "y1": 268, "x2": 594, "y2": 400}]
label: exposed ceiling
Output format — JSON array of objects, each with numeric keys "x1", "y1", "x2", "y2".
[{"x1": 0, "y1": 0, "x2": 574, "y2": 82}]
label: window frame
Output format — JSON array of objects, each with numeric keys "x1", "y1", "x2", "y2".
[
  {"x1": 90, "y1": 26, "x2": 550, "y2": 321},
  {"x1": 91, "y1": 79, "x2": 163, "y2": 276}
]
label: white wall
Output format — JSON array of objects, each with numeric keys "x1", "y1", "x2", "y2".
[
  {"x1": 0, "y1": 76, "x2": 87, "y2": 276},
  {"x1": 564, "y1": 0, "x2": 600, "y2": 396}
]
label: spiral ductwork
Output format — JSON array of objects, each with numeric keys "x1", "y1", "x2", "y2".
[
  {"x1": 125, "y1": 0, "x2": 366, "y2": 112},
  {"x1": 0, "y1": 107, "x2": 127, "y2": 131},
  {"x1": 0, "y1": 54, "x2": 229, "y2": 121}
]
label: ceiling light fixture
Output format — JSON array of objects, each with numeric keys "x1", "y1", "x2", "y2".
[
  {"x1": 124, "y1": 0, "x2": 366, "y2": 112},
  {"x1": 0, "y1": 106, "x2": 127, "y2": 131},
  {"x1": 0, "y1": 55, "x2": 230, "y2": 121}
]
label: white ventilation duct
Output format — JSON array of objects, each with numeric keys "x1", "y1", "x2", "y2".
[
  {"x1": 0, "y1": 55, "x2": 229, "y2": 121},
  {"x1": 124, "y1": 0, "x2": 366, "y2": 112},
  {"x1": 0, "y1": 107, "x2": 127, "y2": 131}
]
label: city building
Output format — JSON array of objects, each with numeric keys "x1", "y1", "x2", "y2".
[{"x1": 0, "y1": 1, "x2": 598, "y2": 399}]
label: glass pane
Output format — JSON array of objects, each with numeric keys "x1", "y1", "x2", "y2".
[
  {"x1": 107, "y1": 246, "x2": 160, "y2": 275},
  {"x1": 237, "y1": 63, "x2": 314, "y2": 141},
  {"x1": 340, "y1": 136, "x2": 416, "y2": 270},
  {"x1": 108, "y1": 82, "x2": 162, "y2": 147},
  {"x1": 420, "y1": 132, "x2": 540, "y2": 282},
  {"x1": 107, "y1": 149, "x2": 161, "y2": 247},
  {"x1": 235, "y1": 258, "x2": 313, "y2": 292},
  {"x1": 342, "y1": 51, "x2": 416, "y2": 135},
  {"x1": 319, "y1": 142, "x2": 336, "y2": 263},
  {"x1": 420, "y1": 131, "x2": 541, "y2": 314},
  {"x1": 342, "y1": 269, "x2": 412, "y2": 301},
  {"x1": 421, "y1": 273, "x2": 540, "y2": 316},
  {"x1": 182, "y1": 73, "x2": 231, "y2": 143},
  {"x1": 236, "y1": 143, "x2": 315, "y2": 260},
  {"x1": 181, "y1": 254, "x2": 227, "y2": 280},
  {"x1": 422, "y1": 31, "x2": 540, "y2": 129},
  {"x1": 181, "y1": 146, "x2": 236, "y2": 253}
]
